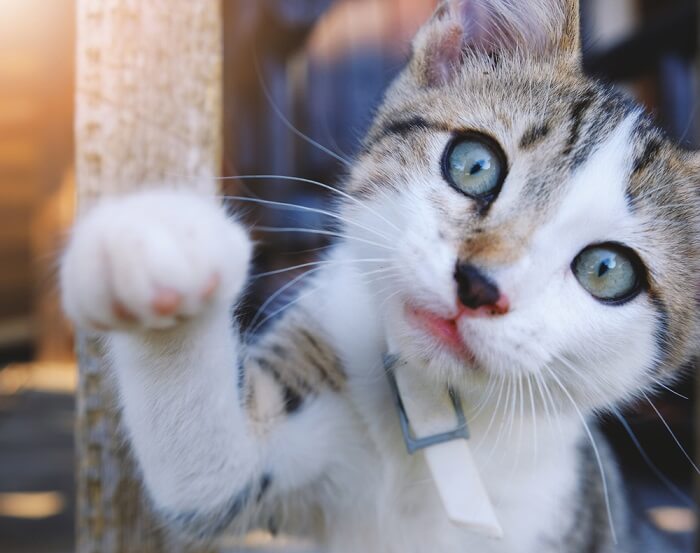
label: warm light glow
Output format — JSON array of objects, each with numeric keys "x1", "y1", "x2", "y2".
[
  {"x1": 647, "y1": 507, "x2": 696, "y2": 534},
  {"x1": 218, "y1": 530, "x2": 316, "y2": 550},
  {"x1": 0, "y1": 1, "x2": 41, "y2": 37},
  {"x1": 0, "y1": 492, "x2": 65, "y2": 519},
  {"x1": 0, "y1": 363, "x2": 77, "y2": 394}
]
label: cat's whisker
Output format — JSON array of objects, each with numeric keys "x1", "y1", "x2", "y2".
[
  {"x1": 506, "y1": 373, "x2": 518, "y2": 441},
  {"x1": 467, "y1": 374, "x2": 497, "y2": 421},
  {"x1": 611, "y1": 407, "x2": 696, "y2": 510},
  {"x1": 475, "y1": 372, "x2": 506, "y2": 453},
  {"x1": 249, "y1": 264, "x2": 396, "y2": 337},
  {"x1": 526, "y1": 374, "x2": 538, "y2": 464},
  {"x1": 485, "y1": 375, "x2": 514, "y2": 463},
  {"x1": 511, "y1": 373, "x2": 525, "y2": 474},
  {"x1": 251, "y1": 258, "x2": 388, "y2": 280},
  {"x1": 533, "y1": 371, "x2": 558, "y2": 437},
  {"x1": 249, "y1": 280, "x2": 326, "y2": 336},
  {"x1": 253, "y1": 226, "x2": 396, "y2": 252},
  {"x1": 642, "y1": 391, "x2": 700, "y2": 475},
  {"x1": 220, "y1": 195, "x2": 394, "y2": 243},
  {"x1": 248, "y1": 267, "x2": 324, "y2": 332},
  {"x1": 468, "y1": 376, "x2": 496, "y2": 419},
  {"x1": 253, "y1": 58, "x2": 353, "y2": 169},
  {"x1": 359, "y1": 266, "x2": 396, "y2": 280},
  {"x1": 279, "y1": 244, "x2": 337, "y2": 257},
  {"x1": 379, "y1": 290, "x2": 403, "y2": 313},
  {"x1": 216, "y1": 174, "x2": 401, "y2": 233},
  {"x1": 544, "y1": 364, "x2": 617, "y2": 544},
  {"x1": 649, "y1": 378, "x2": 689, "y2": 400},
  {"x1": 363, "y1": 273, "x2": 399, "y2": 292}
]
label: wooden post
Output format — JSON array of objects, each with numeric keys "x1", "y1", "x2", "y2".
[{"x1": 75, "y1": 1, "x2": 222, "y2": 551}]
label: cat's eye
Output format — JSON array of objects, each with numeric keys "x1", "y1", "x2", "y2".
[
  {"x1": 572, "y1": 244, "x2": 644, "y2": 304},
  {"x1": 442, "y1": 134, "x2": 507, "y2": 201}
]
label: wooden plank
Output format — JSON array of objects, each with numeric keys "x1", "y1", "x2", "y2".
[{"x1": 75, "y1": 1, "x2": 222, "y2": 552}]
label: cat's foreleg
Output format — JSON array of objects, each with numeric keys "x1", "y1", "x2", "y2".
[{"x1": 61, "y1": 190, "x2": 266, "y2": 538}]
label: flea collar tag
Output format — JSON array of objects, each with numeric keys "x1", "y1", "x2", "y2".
[
  {"x1": 383, "y1": 352, "x2": 504, "y2": 539},
  {"x1": 385, "y1": 354, "x2": 469, "y2": 454}
]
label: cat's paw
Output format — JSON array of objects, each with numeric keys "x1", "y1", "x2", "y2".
[{"x1": 60, "y1": 190, "x2": 252, "y2": 332}]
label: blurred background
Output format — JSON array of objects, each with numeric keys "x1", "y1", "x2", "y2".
[{"x1": 0, "y1": 0, "x2": 699, "y2": 551}]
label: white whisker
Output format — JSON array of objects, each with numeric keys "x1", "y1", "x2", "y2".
[
  {"x1": 475, "y1": 372, "x2": 506, "y2": 453},
  {"x1": 220, "y1": 195, "x2": 394, "y2": 242},
  {"x1": 468, "y1": 375, "x2": 498, "y2": 421},
  {"x1": 253, "y1": 59, "x2": 353, "y2": 168},
  {"x1": 251, "y1": 258, "x2": 388, "y2": 280},
  {"x1": 218, "y1": 174, "x2": 401, "y2": 233},
  {"x1": 650, "y1": 379, "x2": 689, "y2": 401},
  {"x1": 254, "y1": 225, "x2": 395, "y2": 252},
  {"x1": 611, "y1": 407, "x2": 695, "y2": 510},
  {"x1": 643, "y1": 391, "x2": 700, "y2": 474},
  {"x1": 545, "y1": 364, "x2": 617, "y2": 544},
  {"x1": 248, "y1": 267, "x2": 323, "y2": 331},
  {"x1": 526, "y1": 374, "x2": 538, "y2": 463},
  {"x1": 249, "y1": 280, "x2": 326, "y2": 335}
]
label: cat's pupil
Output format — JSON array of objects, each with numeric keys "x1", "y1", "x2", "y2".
[
  {"x1": 470, "y1": 160, "x2": 489, "y2": 175},
  {"x1": 597, "y1": 258, "x2": 614, "y2": 277}
]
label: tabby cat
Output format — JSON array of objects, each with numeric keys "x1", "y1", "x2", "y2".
[{"x1": 60, "y1": 0, "x2": 700, "y2": 551}]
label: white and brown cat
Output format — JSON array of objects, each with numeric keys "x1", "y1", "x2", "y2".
[{"x1": 60, "y1": 0, "x2": 700, "y2": 551}]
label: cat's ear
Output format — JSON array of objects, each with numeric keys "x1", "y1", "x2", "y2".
[{"x1": 411, "y1": 0, "x2": 580, "y2": 87}]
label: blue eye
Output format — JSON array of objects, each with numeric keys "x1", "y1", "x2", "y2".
[
  {"x1": 572, "y1": 244, "x2": 644, "y2": 304},
  {"x1": 443, "y1": 134, "x2": 507, "y2": 200}
]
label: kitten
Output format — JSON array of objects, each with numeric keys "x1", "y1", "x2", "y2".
[{"x1": 60, "y1": 0, "x2": 700, "y2": 551}]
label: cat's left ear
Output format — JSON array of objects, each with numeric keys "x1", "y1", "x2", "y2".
[{"x1": 411, "y1": 0, "x2": 580, "y2": 87}]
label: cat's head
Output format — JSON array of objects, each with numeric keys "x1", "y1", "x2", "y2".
[{"x1": 343, "y1": 0, "x2": 700, "y2": 412}]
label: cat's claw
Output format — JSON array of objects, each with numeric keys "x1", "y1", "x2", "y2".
[{"x1": 60, "y1": 190, "x2": 252, "y2": 333}]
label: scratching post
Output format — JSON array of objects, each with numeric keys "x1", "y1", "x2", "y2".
[{"x1": 74, "y1": 1, "x2": 222, "y2": 551}]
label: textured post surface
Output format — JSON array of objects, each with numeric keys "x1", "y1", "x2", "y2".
[{"x1": 75, "y1": 2, "x2": 222, "y2": 552}]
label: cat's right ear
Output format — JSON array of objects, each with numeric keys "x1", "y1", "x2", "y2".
[{"x1": 411, "y1": 0, "x2": 580, "y2": 87}]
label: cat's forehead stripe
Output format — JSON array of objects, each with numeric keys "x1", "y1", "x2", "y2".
[
  {"x1": 365, "y1": 116, "x2": 450, "y2": 149},
  {"x1": 518, "y1": 122, "x2": 551, "y2": 150},
  {"x1": 560, "y1": 87, "x2": 635, "y2": 169}
]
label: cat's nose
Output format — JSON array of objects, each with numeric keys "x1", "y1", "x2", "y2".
[{"x1": 454, "y1": 262, "x2": 509, "y2": 316}]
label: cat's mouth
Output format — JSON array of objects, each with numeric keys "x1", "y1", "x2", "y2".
[{"x1": 405, "y1": 305, "x2": 478, "y2": 365}]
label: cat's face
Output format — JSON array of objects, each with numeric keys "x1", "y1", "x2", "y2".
[{"x1": 342, "y1": 0, "x2": 700, "y2": 412}]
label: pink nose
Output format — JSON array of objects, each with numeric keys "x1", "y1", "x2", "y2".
[{"x1": 457, "y1": 293, "x2": 510, "y2": 318}]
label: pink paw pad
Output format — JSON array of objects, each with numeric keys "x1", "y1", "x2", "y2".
[{"x1": 151, "y1": 288, "x2": 183, "y2": 316}]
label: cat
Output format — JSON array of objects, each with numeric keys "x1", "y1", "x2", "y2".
[{"x1": 60, "y1": 0, "x2": 700, "y2": 551}]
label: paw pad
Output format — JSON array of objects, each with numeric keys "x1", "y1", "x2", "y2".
[{"x1": 151, "y1": 288, "x2": 183, "y2": 317}]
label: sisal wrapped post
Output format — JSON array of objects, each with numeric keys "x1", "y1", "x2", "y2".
[{"x1": 75, "y1": 1, "x2": 222, "y2": 551}]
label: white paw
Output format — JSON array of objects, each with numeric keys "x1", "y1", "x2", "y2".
[{"x1": 60, "y1": 190, "x2": 252, "y2": 332}]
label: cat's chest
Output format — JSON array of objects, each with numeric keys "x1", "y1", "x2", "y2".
[
  {"x1": 316, "y1": 349, "x2": 579, "y2": 553},
  {"x1": 323, "y1": 404, "x2": 578, "y2": 553}
]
